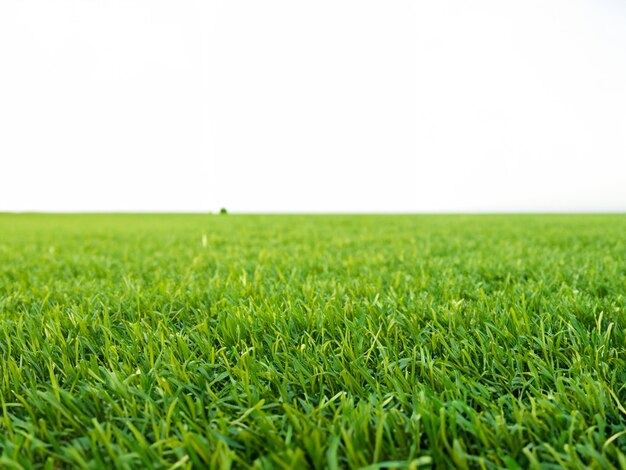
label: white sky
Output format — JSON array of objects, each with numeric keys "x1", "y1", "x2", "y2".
[{"x1": 1, "y1": 0, "x2": 625, "y2": 213}]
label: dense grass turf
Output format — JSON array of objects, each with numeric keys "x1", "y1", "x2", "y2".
[{"x1": 1, "y1": 214, "x2": 626, "y2": 469}]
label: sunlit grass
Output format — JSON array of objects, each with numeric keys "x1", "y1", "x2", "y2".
[{"x1": 1, "y1": 214, "x2": 625, "y2": 468}]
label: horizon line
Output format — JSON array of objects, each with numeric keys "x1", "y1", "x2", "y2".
[{"x1": 2, "y1": 211, "x2": 625, "y2": 216}]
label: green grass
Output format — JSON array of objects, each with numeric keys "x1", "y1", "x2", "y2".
[{"x1": 1, "y1": 213, "x2": 626, "y2": 469}]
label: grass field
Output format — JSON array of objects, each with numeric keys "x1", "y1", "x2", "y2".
[{"x1": 1, "y1": 214, "x2": 625, "y2": 469}]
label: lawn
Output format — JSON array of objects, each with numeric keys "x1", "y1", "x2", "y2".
[{"x1": 1, "y1": 214, "x2": 625, "y2": 468}]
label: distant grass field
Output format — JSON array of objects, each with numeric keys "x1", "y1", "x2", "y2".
[{"x1": 1, "y1": 214, "x2": 626, "y2": 469}]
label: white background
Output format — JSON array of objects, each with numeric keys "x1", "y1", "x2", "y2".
[{"x1": 1, "y1": 0, "x2": 625, "y2": 212}]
